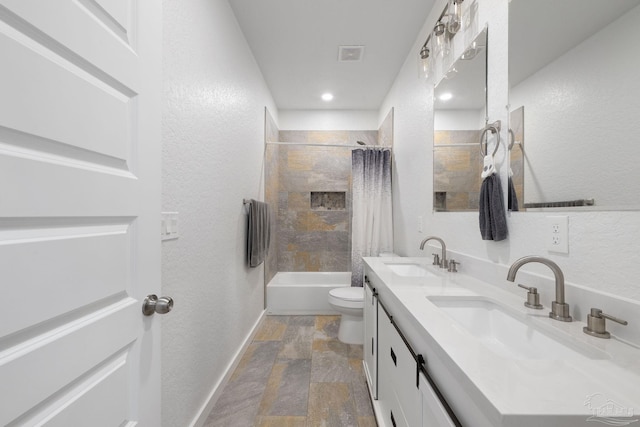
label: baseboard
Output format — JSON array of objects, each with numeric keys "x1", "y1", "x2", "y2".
[
  {"x1": 266, "y1": 308, "x2": 339, "y2": 315},
  {"x1": 189, "y1": 309, "x2": 267, "y2": 427}
]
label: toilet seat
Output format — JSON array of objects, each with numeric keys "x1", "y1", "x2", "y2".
[{"x1": 328, "y1": 287, "x2": 364, "y2": 309}]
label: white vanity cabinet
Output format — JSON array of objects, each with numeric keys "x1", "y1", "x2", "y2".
[
  {"x1": 363, "y1": 265, "x2": 460, "y2": 427},
  {"x1": 363, "y1": 276, "x2": 378, "y2": 398},
  {"x1": 377, "y1": 303, "x2": 422, "y2": 427}
]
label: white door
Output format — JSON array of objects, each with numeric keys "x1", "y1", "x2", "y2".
[{"x1": 0, "y1": 1, "x2": 162, "y2": 425}]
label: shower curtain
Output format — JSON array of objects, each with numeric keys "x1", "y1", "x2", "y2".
[{"x1": 351, "y1": 147, "x2": 393, "y2": 287}]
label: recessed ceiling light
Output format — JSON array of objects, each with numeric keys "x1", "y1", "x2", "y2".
[
  {"x1": 321, "y1": 93, "x2": 334, "y2": 101},
  {"x1": 439, "y1": 92, "x2": 453, "y2": 101}
]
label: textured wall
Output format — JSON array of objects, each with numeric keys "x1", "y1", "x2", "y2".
[
  {"x1": 380, "y1": 0, "x2": 640, "y2": 307},
  {"x1": 161, "y1": 0, "x2": 277, "y2": 426},
  {"x1": 378, "y1": 108, "x2": 394, "y2": 147},
  {"x1": 509, "y1": 6, "x2": 640, "y2": 207}
]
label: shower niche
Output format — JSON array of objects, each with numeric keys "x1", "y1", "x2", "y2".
[{"x1": 311, "y1": 191, "x2": 346, "y2": 211}]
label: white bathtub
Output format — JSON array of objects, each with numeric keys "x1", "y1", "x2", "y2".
[{"x1": 266, "y1": 271, "x2": 352, "y2": 315}]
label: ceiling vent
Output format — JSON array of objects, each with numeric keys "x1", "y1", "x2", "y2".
[{"x1": 338, "y1": 45, "x2": 364, "y2": 62}]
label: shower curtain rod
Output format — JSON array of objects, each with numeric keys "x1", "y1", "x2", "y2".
[{"x1": 265, "y1": 141, "x2": 391, "y2": 149}]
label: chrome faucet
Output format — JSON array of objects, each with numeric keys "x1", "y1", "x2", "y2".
[
  {"x1": 506, "y1": 256, "x2": 572, "y2": 322},
  {"x1": 420, "y1": 236, "x2": 447, "y2": 268}
]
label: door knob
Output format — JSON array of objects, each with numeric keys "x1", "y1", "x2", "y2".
[{"x1": 142, "y1": 294, "x2": 174, "y2": 316}]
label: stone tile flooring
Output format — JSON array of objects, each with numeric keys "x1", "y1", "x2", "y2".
[{"x1": 204, "y1": 315, "x2": 376, "y2": 427}]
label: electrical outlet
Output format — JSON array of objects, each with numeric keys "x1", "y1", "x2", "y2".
[{"x1": 546, "y1": 216, "x2": 568, "y2": 253}]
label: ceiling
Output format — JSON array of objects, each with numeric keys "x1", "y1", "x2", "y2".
[
  {"x1": 509, "y1": 0, "x2": 640, "y2": 86},
  {"x1": 228, "y1": 0, "x2": 436, "y2": 110}
]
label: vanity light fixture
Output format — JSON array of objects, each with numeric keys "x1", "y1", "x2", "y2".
[
  {"x1": 417, "y1": 0, "x2": 464, "y2": 80},
  {"x1": 439, "y1": 92, "x2": 453, "y2": 101}
]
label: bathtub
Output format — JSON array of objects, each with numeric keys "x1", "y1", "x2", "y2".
[{"x1": 266, "y1": 271, "x2": 352, "y2": 315}]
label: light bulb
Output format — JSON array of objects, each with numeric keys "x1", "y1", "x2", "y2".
[
  {"x1": 448, "y1": 0, "x2": 463, "y2": 34},
  {"x1": 433, "y1": 21, "x2": 448, "y2": 58},
  {"x1": 419, "y1": 45, "x2": 430, "y2": 79}
]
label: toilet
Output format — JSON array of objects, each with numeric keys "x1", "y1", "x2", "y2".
[{"x1": 328, "y1": 287, "x2": 364, "y2": 344}]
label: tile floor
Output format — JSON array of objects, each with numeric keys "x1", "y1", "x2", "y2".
[{"x1": 204, "y1": 315, "x2": 377, "y2": 427}]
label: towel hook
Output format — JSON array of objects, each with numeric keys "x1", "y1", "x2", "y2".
[{"x1": 479, "y1": 120, "x2": 501, "y2": 156}]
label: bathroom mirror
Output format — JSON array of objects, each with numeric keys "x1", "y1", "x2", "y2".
[
  {"x1": 508, "y1": 0, "x2": 640, "y2": 211},
  {"x1": 433, "y1": 28, "x2": 487, "y2": 212}
]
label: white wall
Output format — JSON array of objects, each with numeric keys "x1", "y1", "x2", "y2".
[
  {"x1": 381, "y1": 0, "x2": 640, "y2": 308},
  {"x1": 162, "y1": 0, "x2": 276, "y2": 426},
  {"x1": 434, "y1": 108, "x2": 485, "y2": 130},
  {"x1": 279, "y1": 109, "x2": 379, "y2": 130}
]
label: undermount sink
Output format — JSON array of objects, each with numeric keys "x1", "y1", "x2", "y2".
[
  {"x1": 386, "y1": 263, "x2": 435, "y2": 277},
  {"x1": 427, "y1": 296, "x2": 609, "y2": 360}
]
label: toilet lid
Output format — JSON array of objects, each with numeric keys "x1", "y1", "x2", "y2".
[{"x1": 329, "y1": 287, "x2": 364, "y2": 301}]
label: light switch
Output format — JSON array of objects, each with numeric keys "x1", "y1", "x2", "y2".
[{"x1": 161, "y1": 212, "x2": 179, "y2": 241}]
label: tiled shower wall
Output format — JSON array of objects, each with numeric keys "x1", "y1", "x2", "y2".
[
  {"x1": 276, "y1": 130, "x2": 377, "y2": 272},
  {"x1": 433, "y1": 130, "x2": 482, "y2": 211},
  {"x1": 264, "y1": 109, "x2": 393, "y2": 276}
]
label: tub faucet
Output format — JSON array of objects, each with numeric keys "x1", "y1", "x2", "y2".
[
  {"x1": 420, "y1": 236, "x2": 447, "y2": 268},
  {"x1": 506, "y1": 256, "x2": 572, "y2": 322}
]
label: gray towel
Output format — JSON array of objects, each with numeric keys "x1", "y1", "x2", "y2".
[
  {"x1": 479, "y1": 174, "x2": 508, "y2": 241},
  {"x1": 247, "y1": 199, "x2": 270, "y2": 267},
  {"x1": 508, "y1": 176, "x2": 519, "y2": 211}
]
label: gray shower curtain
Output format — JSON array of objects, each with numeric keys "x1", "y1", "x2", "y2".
[{"x1": 351, "y1": 147, "x2": 393, "y2": 287}]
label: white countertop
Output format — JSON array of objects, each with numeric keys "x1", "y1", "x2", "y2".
[{"x1": 364, "y1": 256, "x2": 640, "y2": 427}]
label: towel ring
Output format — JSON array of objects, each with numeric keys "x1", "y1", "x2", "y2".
[
  {"x1": 479, "y1": 122, "x2": 501, "y2": 156},
  {"x1": 508, "y1": 129, "x2": 523, "y2": 151}
]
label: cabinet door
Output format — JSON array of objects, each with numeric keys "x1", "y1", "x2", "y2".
[
  {"x1": 377, "y1": 304, "x2": 422, "y2": 427},
  {"x1": 363, "y1": 277, "x2": 378, "y2": 398},
  {"x1": 377, "y1": 304, "x2": 399, "y2": 426},
  {"x1": 420, "y1": 373, "x2": 457, "y2": 427}
]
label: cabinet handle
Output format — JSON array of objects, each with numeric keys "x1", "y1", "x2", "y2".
[
  {"x1": 371, "y1": 337, "x2": 375, "y2": 356},
  {"x1": 390, "y1": 346, "x2": 397, "y2": 366},
  {"x1": 390, "y1": 410, "x2": 397, "y2": 427},
  {"x1": 417, "y1": 354, "x2": 425, "y2": 388}
]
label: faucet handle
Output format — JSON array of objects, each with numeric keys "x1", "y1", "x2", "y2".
[
  {"x1": 517, "y1": 284, "x2": 543, "y2": 309},
  {"x1": 448, "y1": 259, "x2": 459, "y2": 273},
  {"x1": 583, "y1": 308, "x2": 628, "y2": 339},
  {"x1": 431, "y1": 253, "x2": 440, "y2": 266}
]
